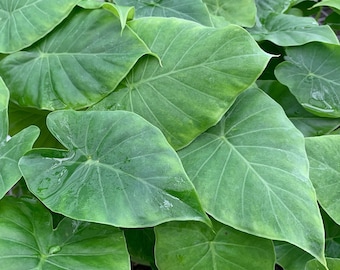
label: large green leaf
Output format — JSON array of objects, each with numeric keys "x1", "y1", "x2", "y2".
[
  {"x1": 0, "y1": 196, "x2": 129, "y2": 270},
  {"x1": 91, "y1": 17, "x2": 271, "y2": 150},
  {"x1": 275, "y1": 42, "x2": 340, "y2": 118},
  {"x1": 0, "y1": 0, "x2": 80, "y2": 53},
  {"x1": 305, "y1": 136, "x2": 340, "y2": 225},
  {"x1": 258, "y1": 80, "x2": 340, "y2": 137},
  {"x1": 247, "y1": 0, "x2": 339, "y2": 46},
  {"x1": 178, "y1": 87, "x2": 326, "y2": 265},
  {"x1": 154, "y1": 219, "x2": 275, "y2": 270},
  {"x1": 0, "y1": 78, "x2": 39, "y2": 198},
  {"x1": 114, "y1": 0, "x2": 212, "y2": 26},
  {"x1": 0, "y1": 8, "x2": 151, "y2": 110},
  {"x1": 19, "y1": 110, "x2": 209, "y2": 227},
  {"x1": 203, "y1": 0, "x2": 256, "y2": 27}
]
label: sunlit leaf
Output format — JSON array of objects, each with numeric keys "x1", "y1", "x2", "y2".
[
  {"x1": 0, "y1": 0, "x2": 80, "y2": 53},
  {"x1": 275, "y1": 42, "x2": 340, "y2": 118},
  {"x1": 203, "y1": 0, "x2": 256, "y2": 27},
  {"x1": 114, "y1": 0, "x2": 212, "y2": 26},
  {"x1": 0, "y1": 78, "x2": 39, "y2": 198},
  {"x1": 178, "y1": 87, "x2": 326, "y2": 265},
  {"x1": 154, "y1": 219, "x2": 275, "y2": 270},
  {"x1": 19, "y1": 110, "x2": 210, "y2": 227},
  {"x1": 0, "y1": 8, "x2": 151, "y2": 110},
  {"x1": 91, "y1": 17, "x2": 271, "y2": 150},
  {"x1": 0, "y1": 196, "x2": 130, "y2": 269},
  {"x1": 306, "y1": 135, "x2": 340, "y2": 225}
]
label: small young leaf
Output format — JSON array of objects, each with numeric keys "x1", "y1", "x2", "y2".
[
  {"x1": 275, "y1": 42, "x2": 340, "y2": 118},
  {"x1": 178, "y1": 87, "x2": 326, "y2": 266},
  {"x1": 19, "y1": 110, "x2": 210, "y2": 227},
  {"x1": 305, "y1": 135, "x2": 340, "y2": 225},
  {"x1": 0, "y1": 8, "x2": 151, "y2": 110},
  {"x1": 91, "y1": 17, "x2": 271, "y2": 150},
  {"x1": 0, "y1": 78, "x2": 39, "y2": 198},
  {"x1": 154, "y1": 219, "x2": 275, "y2": 270},
  {"x1": 0, "y1": 196, "x2": 130, "y2": 269},
  {"x1": 0, "y1": 0, "x2": 80, "y2": 53}
]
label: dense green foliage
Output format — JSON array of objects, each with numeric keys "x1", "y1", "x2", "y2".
[{"x1": 1, "y1": 0, "x2": 340, "y2": 269}]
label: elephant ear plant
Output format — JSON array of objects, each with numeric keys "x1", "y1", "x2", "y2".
[{"x1": 1, "y1": 0, "x2": 340, "y2": 269}]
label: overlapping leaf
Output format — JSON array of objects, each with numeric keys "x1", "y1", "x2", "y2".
[
  {"x1": 312, "y1": 0, "x2": 340, "y2": 10},
  {"x1": 0, "y1": 196, "x2": 130, "y2": 269},
  {"x1": 275, "y1": 42, "x2": 340, "y2": 118},
  {"x1": 78, "y1": 0, "x2": 135, "y2": 31},
  {"x1": 0, "y1": 0, "x2": 80, "y2": 53},
  {"x1": 0, "y1": 8, "x2": 151, "y2": 110},
  {"x1": 0, "y1": 78, "x2": 39, "y2": 198},
  {"x1": 305, "y1": 135, "x2": 340, "y2": 225},
  {"x1": 258, "y1": 80, "x2": 340, "y2": 136},
  {"x1": 247, "y1": 0, "x2": 339, "y2": 46},
  {"x1": 114, "y1": 0, "x2": 212, "y2": 26},
  {"x1": 203, "y1": 0, "x2": 256, "y2": 27},
  {"x1": 178, "y1": 87, "x2": 326, "y2": 265},
  {"x1": 19, "y1": 110, "x2": 209, "y2": 227},
  {"x1": 154, "y1": 219, "x2": 275, "y2": 270},
  {"x1": 91, "y1": 17, "x2": 271, "y2": 149}
]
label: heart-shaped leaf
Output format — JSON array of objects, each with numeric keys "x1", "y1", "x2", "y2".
[
  {"x1": 275, "y1": 42, "x2": 340, "y2": 118},
  {"x1": 19, "y1": 110, "x2": 209, "y2": 227},
  {"x1": 305, "y1": 135, "x2": 340, "y2": 225},
  {"x1": 91, "y1": 17, "x2": 271, "y2": 150},
  {"x1": 0, "y1": 78, "x2": 39, "y2": 198},
  {"x1": 0, "y1": 0, "x2": 80, "y2": 53},
  {"x1": 114, "y1": 0, "x2": 212, "y2": 26},
  {"x1": 154, "y1": 219, "x2": 275, "y2": 270},
  {"x1": 203, "y1": 0, "x2": 256, "y2": 27},
  {"x1": 258, "y1": 80, "x2": 340, "y2": 137},
  {"x1": 0, "y1": 196, "x2": 130, "y2": 269},
  {"x1": 0, "y1": 8, "x2": 151, "y2": 110},
  {"x1": 178, "y1": 87, "x2": 326, "y2": 265}
]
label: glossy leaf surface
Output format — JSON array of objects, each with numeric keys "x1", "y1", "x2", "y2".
[
  {"x1": 203, "y1": 0, "x2": 256, "y2": 27},
  {"x1": 0, "y1": 196, "x2": 130, "y2": 270},
  {"x1": 154, "y1": 219, "x2": 275, "y2": 270},
  {"x1": 258, "y1": 80, "x2": 340, "y2": 137},
  {"x1": 275, "y1": 42, "x2": 340, "y2": 118},
  {"x1": 305, "y1": 258, "x2": 340, "y2": 270},
  {"x1": 179, "y1": 87, "x2": 326, "y2": 265},
  {"x1": 91, "y1": 17, "x2": 271, "y2": 150},
  {"x1": 115, "y1": 0, "x2": 212, "y2": 26},
  {"x1": 0, "y1": 78, "x2": 39, "y2": 198},
  {"x1": 0, "y1": 0, "x2": 80, "y2": 53},
  {"x1": 19, "y1": 110, "x2": 209, "y2": 227},
  {"x1": 305, "y1": 136, "x2": 340, "y2": 225},
  {"x1": 0, "y1": 8, "x2": 151, "y2": 110},
  {"x1": 248, "y1": 0, "x2": 339, "y2": 46}
]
